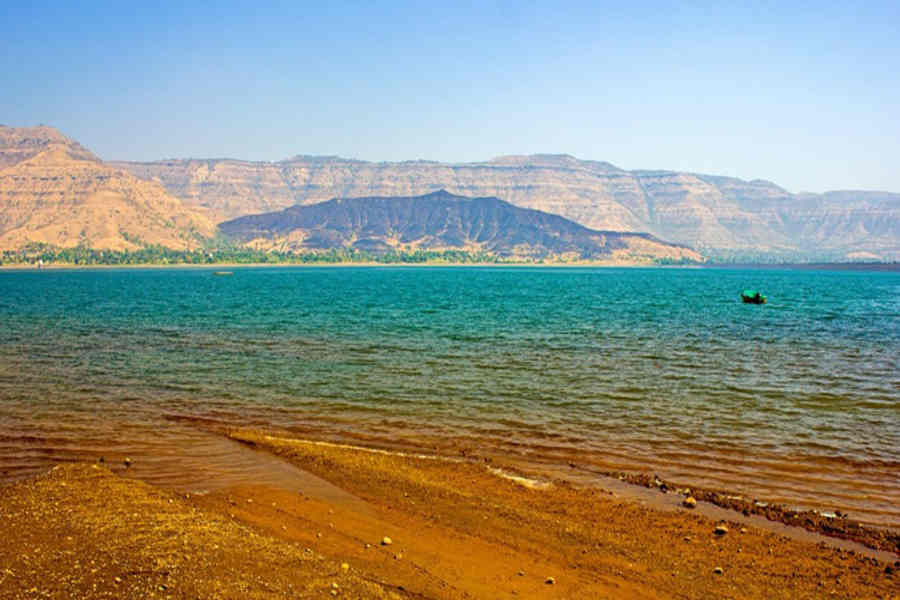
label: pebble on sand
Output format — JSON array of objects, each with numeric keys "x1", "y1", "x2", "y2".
[
  {"x1": 545, "y1": 576, "x2": 555, "y2": 584},
  {"x1": 381, "y1": 537, "x2": 393, "y2": 546},
  {"x1": 714, "y1": 524, "x2": 729, "y2": 536},
  {"x1": 683, "y1": 496, "x2": 697, "y2": 509},
  {"x1": 713, "y1": 567, "x2": 724, "y2": 575},
  {"x1": 123, "y1": 458, "x2": 132, "y2": 467},
  {"x1": 341, "y1": 563, "x2": 349, "y2": 572}
]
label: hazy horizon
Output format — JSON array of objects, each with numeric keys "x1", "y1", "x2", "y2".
[{"x1": 3, "y1": 1, "x2": 898, "y2": 194}]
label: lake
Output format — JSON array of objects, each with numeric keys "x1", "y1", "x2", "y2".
[{"x1": 0, "y1": 266, "x2": 897, "y2": 527}]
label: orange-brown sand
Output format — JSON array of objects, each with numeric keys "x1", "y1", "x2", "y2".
[{"x1": 1, "y1": 429, "x2": 897, "y2": 599}]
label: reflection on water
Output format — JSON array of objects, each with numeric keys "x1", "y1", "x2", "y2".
[{"x1": 0, "y1": 266, "x2": 898, "y2": 527}]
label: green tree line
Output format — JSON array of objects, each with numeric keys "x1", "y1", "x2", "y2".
[{"x1": 0, "y1": 243, "x2": 510, "y2": 266}]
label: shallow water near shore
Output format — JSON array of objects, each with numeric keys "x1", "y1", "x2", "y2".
[{"x1": 0, "y1": 266, "x2": 898, "y2": 527}]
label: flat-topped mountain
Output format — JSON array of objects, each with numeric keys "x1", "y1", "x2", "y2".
[
  {"x1": 219, "y1": 190, "x2": 702, "y2": 262},
  {"x1": 116, "y1": 153, "x2": 900, "y2": 261},
  {"x1": 0, "y1": 126, "x2": 214, "y2": 251}
]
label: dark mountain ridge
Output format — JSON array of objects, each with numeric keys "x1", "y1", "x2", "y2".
[{"x1": 219, "y1": 190, "x2": 702, "y2": 262}]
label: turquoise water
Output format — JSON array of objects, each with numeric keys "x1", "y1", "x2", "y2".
[{"x1": 1, "y1": 266, "x2": 898, "y2": 526}]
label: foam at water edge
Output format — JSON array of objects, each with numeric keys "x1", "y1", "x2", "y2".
[
  {"x1": 486, "y1": 466, "x2": 553, "y2": 490},
  {"x1": 259, "y1": 434, "x2": 554, "y2": 489},
  {"x1": 262, "y1": 434, "x2": 461, "y2": 462}
]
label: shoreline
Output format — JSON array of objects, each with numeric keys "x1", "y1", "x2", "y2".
[
  {"x1": 222, "y1": 430, "x2": 900, "y2": 557},
  {"x1": 3, "y1": 417, "x2": 898, "y2": 553},
  {"x1": 2, "y1": 429, "x2": 897, "y2": 599},
  {"x1": 2, "y1": 261, "x2": 897, "y2": 272},
  {"x1": 211, "y1": 419, "x2": 900, "y2": 536},
  {"x1": 0, "y1": 260, "x2": 686, "y2": 270},
  {"x1": 596, "y1": 469, "x2": 900, "y2": 556}
]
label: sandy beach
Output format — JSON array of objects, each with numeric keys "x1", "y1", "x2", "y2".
[{"x1": 1, "y1": 428, "x2": 897, "y2": 600}]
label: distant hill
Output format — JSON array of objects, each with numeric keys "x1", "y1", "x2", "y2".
[
  {"x1": 218, "y1": 190, "x2": 702, "y2": 263},
  {"x1": 117, "y1": 153, "x2": 900, "y2": 261},
  {"x1": 0, "y1": 126, "x2": 214, "y2": 251}
]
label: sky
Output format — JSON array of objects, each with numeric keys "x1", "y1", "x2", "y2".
[{"x1": 2, "y1": 1, "x2": 899, "y2": 193}]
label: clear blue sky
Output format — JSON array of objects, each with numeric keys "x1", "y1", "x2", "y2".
[{"x1": 3, "y1": 1, "x2": 898, "y2": 192}]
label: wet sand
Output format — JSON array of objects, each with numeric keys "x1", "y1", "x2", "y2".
[{"x1": 2, "y1": 429, "x2": 898, "y2": 599}]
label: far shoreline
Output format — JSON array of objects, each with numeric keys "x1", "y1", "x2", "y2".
[
  {"x1": 0, "y1": 260, "x2": 693, "y2": 270},
  {"x1": 1, "y1": 261, "x2": 897, "y2": 271}
]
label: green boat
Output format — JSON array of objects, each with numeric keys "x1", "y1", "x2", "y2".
[{"x1": 741, "y1": 290, "x2": 766, "y2": 304}]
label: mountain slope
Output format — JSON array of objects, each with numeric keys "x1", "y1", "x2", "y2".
[
  {"x1": 219, "y1": 190, "x2": 702, "y2": 262},
  {"x1": 0, "y1": 125, "x2": 98, "y2": 168},
  {"x1": 0, "y1": 126, "x2": 215, "y2": 251},
  {"x1": 116, "y1": 154, "x2": 900, "y2": 261}
]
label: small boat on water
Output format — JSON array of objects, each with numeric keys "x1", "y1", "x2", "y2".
[
  {"x1": 741, "y1": 290, "x2": 766, "y2": 304},
  {"x1": 213, "y1": 271, "x2": 234, "y2": 276}
]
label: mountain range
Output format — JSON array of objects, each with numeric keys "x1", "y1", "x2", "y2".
[
  {"x1": 115, "y1": 153, "x2": 900, "y2": 261},
  {"x1": 2, "y1": 125, "x2": 898, "y2": 261},
  {"x1": 219, "y1": 190, "x2": 701, "y2": 262}
]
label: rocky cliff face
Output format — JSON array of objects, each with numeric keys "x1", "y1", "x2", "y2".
[
  {"x1": 0, "y1": 126, "x2": 215, "y2": 251},
  {"x1": 219, "y1": 190, "x2": 702, "y2": 262},
  {"x1": 114, "y1": 154, "x2": 900, "y2": 261}
]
